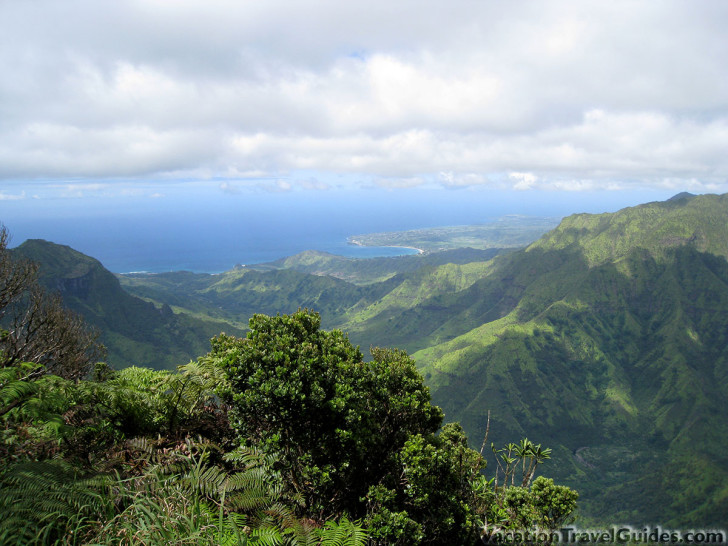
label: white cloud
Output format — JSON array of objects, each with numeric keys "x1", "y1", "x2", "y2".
[
  {"x1": 0, "y1": 191, "x2": 26, "y2": 201},
  {"x1": 1, "y1": 0, "x2": 728, "y2": 194},
  {"x1": 509, "y1": 172, "x2": 538, "y2": 191},
  {"x1": 439, "y1": 172, "x2": 489, "y2": 188},
  {"x1": 219, "y1": 182, "x2": 240, "y2": 194},
  {"x1": 375, "y1": 176, "x2": 425, "y2": 189}
]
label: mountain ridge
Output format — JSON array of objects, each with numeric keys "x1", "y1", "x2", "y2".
[
  {"x1": 12, "y1": 239, "x2": 244, "y2": 370},
  {"x1": 408, "y1": 195, "x2": 728, "y2": 525}
]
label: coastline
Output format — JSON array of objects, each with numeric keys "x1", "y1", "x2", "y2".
[
  {"x1": 347, "y1": 238, "x2": 424, "y2": 255},
  {"x1": 396, "y1": 245, "x2": 425, "y2": 254}
]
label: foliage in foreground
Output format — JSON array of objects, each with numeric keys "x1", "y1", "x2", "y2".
[
  {"x1": 0, "y1": 361, "x2": 370, "y2": 545},
  {"x1": 209, "y1": 309, "x2": 578, "y2": 544},
  {"x1": 1, "y1": 305, "x2": 577, "y2": 544}
]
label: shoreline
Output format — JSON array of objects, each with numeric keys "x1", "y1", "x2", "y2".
[
  {"x1": 347, "y1": 239, "x2": 424, "y2": 255},
  {"x1": 395, "y1": 245, "x2": 425, "y2": 254}
]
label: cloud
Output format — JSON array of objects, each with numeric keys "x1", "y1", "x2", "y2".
[
  {"x1": 0, "y1": 191, "x2": 26, "y2": 201},
  {"x1": 254, "y1": 180, "x2": 293, "y2": 193},
  {"x1": 1, "y1": 0, "x2": 728, "y2": 193},
  {"x1": 375, "y1": 176, "x2": 425, "y2": 189},
  {"x1": 439, "y1": 172, "x2": 489, "y2": 188},
  {"x1": 219, "y1": 182, "x2": 241, "y2": 195},
  {"x1": 509, "y1": 173, "x2": 538, "y2": 191}
]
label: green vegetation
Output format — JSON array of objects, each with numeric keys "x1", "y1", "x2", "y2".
[
  {"x1": 0, "y1": 359, "x2": 372, "y2": 545},
  {"x1": 410, "y1": 194, "x2": 728, "y2": 526},
  {"x1": 0, "y1": 228, "x2": 103, "y2": 380},
  {"x1": 117, "y1": 193, "x2": 728, "y2": 526},
  {"x1": 1, "y1": 271, "x2": 577, "y2": 545},
  {"x1": 250, "y1": 247, "x2": 506, "y2": 285},
  {"x1": 118, "y1": 255, "x2": 502, "y2": 355}
]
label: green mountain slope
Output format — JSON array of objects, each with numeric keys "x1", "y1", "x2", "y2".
[
  {"x1": 120, "y1": 266, "x2": 399, "y2": 332},
  {"x1": 529, "y1": 192, "x2": 728, "y2": 264},
  {"x1": 119, "y1": 252, "x2": 508, "y2": 356},
  {"x1": 250, "y1": 247, "x2": 506, "y2": 284},
  {"x1": 12, "y1": 240, "x2": 243, "y2": 370},
  {"x1": 407, "y1": 194, "x2": 728, "y2": 526}
]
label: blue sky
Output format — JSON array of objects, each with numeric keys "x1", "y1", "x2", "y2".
[{"x1": 1, "y1": 0, "x2": 727, "y2": 226}]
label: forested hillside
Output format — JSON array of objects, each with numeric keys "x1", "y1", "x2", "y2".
[
  {"x1": 11, "y1": 240, "x2": 245, "y2": 370},
  {"x1": 414, "y1": 193, "x2": 728, "y2": 525}
]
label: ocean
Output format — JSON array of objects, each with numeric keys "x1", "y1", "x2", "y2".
[{"x1": 2, "y1": 186, "x2": 673, "y2": 273}]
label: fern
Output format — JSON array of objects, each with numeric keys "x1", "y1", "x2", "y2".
[
  {"x1": 89, "y1": 463, "x2": 291, "y2": 546},
  {"x1": 0, "y1": 426, "x2": 369, "y2": 545},
  {"x1": 0, "y1": 459, "x2": 112, "y2": 545},
  {"x1": 0, "y1": 362, "x2": 40, "y2": 415},
  {"x1": 316, "y1": 517, "x2": 370, "y2": 546}
]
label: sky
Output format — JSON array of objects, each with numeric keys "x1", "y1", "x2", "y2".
[{"x1": 1, "y1": 0, "x2": 728, "y2": 221}]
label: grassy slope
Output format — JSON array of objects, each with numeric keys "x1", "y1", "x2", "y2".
[
  {"x1": 529, "y1": 193, "x2": 728, "y2": 264},
  {"x1": 118, "y1": 250, "x2": 510, "y2": 350},
  {"x1": 120, "y1": 267, "x2": 400, "y2": 333}
]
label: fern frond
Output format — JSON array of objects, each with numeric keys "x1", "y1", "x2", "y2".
[
  {"x1": 0, "y1": 459, "x2": 112, "y2": 544},
  {"x1": 0, "y1": 375, "x2": 38, "y2": 408},
  {"x1": 248, "y1": 524, "x2": 285, "y2": 546},
  {"x1": 316, "y1": 517, "x2": 370, "y2": 546}
]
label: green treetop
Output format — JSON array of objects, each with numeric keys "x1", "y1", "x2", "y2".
[{"x1": 208, "y1": 309, "x2": 444, "y2": 520}]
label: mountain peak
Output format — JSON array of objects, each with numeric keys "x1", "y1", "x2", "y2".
[
  {"x1": 667, "y1": 191, "x2": 696, "y2": 202},
  {"x1": 14, "y1": 239, "x2": 102, "y2": 280}
]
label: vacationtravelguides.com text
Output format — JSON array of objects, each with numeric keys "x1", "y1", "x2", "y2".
[{"x1": 483, "y1": 526, "x2": 726, "y2": 544}]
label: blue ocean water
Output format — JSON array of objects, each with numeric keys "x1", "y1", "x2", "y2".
[
  {"x1": 2, "y1": 186, "x2": 674, "y2": 273},
  {"x1": 5, "y1": 212, "x2": 420, "y2": 274}
]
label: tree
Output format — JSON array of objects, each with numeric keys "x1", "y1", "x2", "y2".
[
  {"x1": 208, "y1": 309, "x2": 444, "y2": 520},
  {"x1": 365, "y1": 423, "x2": 488, "y2": 545},
  {"x1": 529, "y1": 476, "x2": 579, "y2": 530},
  {"x1": 491, "y1": 438, "x2": 552, "y2": 489},
  {"x1": 204, "y1": 310, "x2": 580, "y2": 541},
  {"x1": 0, "y1": 225, "x2": 103, "y2": 380},
  {"x1": 482, "y1": 439, "x2": 577, "y2": 539}
]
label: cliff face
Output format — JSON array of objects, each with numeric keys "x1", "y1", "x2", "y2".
[
  {"x1": 53, "y1": 266, "x2": 93, "y2": 299},
  {"x1": 11, "y1": 240, "x2": 110, "y2": 301}
]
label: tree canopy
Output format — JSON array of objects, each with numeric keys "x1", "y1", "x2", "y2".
[{"x1": 209, "y1": 310, "x2": 444, "y2": 519}]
